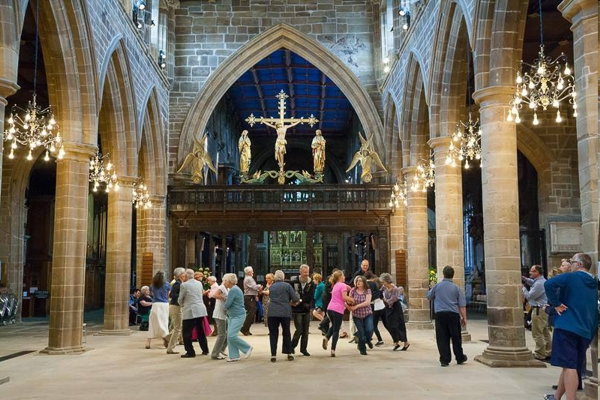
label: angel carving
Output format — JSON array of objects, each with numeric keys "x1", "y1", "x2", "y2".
[
  {"x1": 177, "y1": 133, "x2": 218, "y2": 184},
  {"x1": 346, "y1": 131, "x2": 388, "y2": 183}
]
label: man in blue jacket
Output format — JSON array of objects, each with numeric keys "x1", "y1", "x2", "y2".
[{"x1": 543, "y1": 253, "x2": 598, "y2": 400}]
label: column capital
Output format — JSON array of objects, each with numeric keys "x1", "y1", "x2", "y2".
[
  {"x1": 472, "y1": 86, "x2": 515, "y2": 107},
  {"x1": 427, "y1": 136, "x2": 453, "y2": 151},
  {"x1": 401, "y1": 165, "x2": 418, "y2": 177},
  {"x1": 60, "y1": 142, "x2": 97, "y2": 161},
  {"x1": 558, "y1": 0, "x2": 597, "y2": 23},
  {"x1": 0, "y1": 78, "x2": 19, "y2": 101},
  {"x1": 118, "y1": 175, "x2": 139, "y2": 186},
  {"x1": 149, "y1": 194, "x2": 166, "y2": 202}
]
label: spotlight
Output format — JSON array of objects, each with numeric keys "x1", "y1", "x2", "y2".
[
  {"x1": 138, "y1": 0, "x2": 146, "y2": 10},
  {"x1": 150, "y1": 20, "x2": 155, "y2": 27},
  {"x1": 136, "y1": 21, "x2": 142, "y2": 29}
]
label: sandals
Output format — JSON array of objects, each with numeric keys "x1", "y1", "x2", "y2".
[
  {"x1": 339, "y1": 332, "x2": 348, "y2": 339},
  {"x1": 401, "y1": 343, "x2": 410, "y2": 351}
]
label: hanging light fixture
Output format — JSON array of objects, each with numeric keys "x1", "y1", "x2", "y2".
[
  {"x1": 399, "y1": 0, "x2": 411, "y2": 31},
  {"x1": 89, "y1": 150, "x2": 120, "y2": 193},
  {"x1": 158, "y1": 50, "x2": 166, "y2": 69},
  {"x1": 389, "y1": 179, "x2": 408, "y2": 212},
  {"x1": 445, "y1": 37, "x2": 482, "y2": 169},
  {"x1": 506, "y1": 0, "x2": 575, "y2": 124},
  {"x1": 411, "y1": 150, "x2": 435, "y2": 193},
  {"x1": 4, "y1": 1, "x2": 65, "y2": 162},
  {"x1": 132, "y1": 180, "x2": 152, "y2": 209}
]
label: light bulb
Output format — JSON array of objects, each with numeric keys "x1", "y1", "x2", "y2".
[
  {"x1": 24, "y1": 113, "x2": 31, "y2": 121},
  {"x1": 44, "y1": 151, "x2": 50, "y2": 161},
  {"x1": 402, "y1": 23, "x2": 408, "y2": 31},
  {"x1": 23, "y1": 123, "x2": 29, "y2": 130},
  {"x1": 552, "y1": 99, "x2": 559, "y2": 108},
  {"x1": 507, "y1": 112, "x2": 513, "y2": 122},
  {"x1": 8, "y1": 149, "x2": 14, "y2": 159},
  {"x1": 528, "y1": 81, "x2": 534, "y2": 89},
  {"x1": 573, "y1": 103, "x2": 577, "y2": 110},
  {"x1": 383, "y1": 57, "x2": 390, "y2": 64},
  {"x1": 383, "y1": 66, "x2": 390, "y2": 73},
  {"x1": 521, "y1": 87, "x2": 527, "y2": 96},
  {"x1": 11, "y1": 141, "x2": 17, "y2": 149},
  {"x1": 556, "y1": 110, "x2": 562, "y2": 123},
  {"x1": 8, "y1": 117, "x2": 13, "y2": 124},
  {"x1": 515, "y1": 114, "x2": 521, "y2": 123},
  {"x1": 573, "y1": 110, "x2": 578, "y2": 117},
  {"x1": 388, "y1": 200, "x2": 394, "y2": 208},
  {"x1": 114, "y1": 183, "x2": 120, "y2": 191},
  {"x1": 564, "y1": 65, "x2": 571, "y2": 75},
  {"x1": 49, "y1": 117, "x2": 56, "y2": 125},
  {"x1": 445, "y1": 156, "x2": 452, "y2": 165},
  {"x1": 533, "y1": 113, "x2": 539, "y2": 125},
  {"x1": 399, "y1": 9, "x2": 406, "y2": 16},
  {"x1": 516, "y1": 74, "x2": 522, "y2": 84},
  {"x1": 9, "y1": 127, "x2": 15, "y2": 134},
  {"x1": 58, "y1": 147, "x2": 65, "y2": 159},
  {"x1": 464, "y1": 160, "x2": 470, "y2": 169},
  {"x1": 27, "y1": 150, "x2": 33, "y2": 161},
  {"x1": 529, "y1": 102, "x2": 535, "y2": 109}
]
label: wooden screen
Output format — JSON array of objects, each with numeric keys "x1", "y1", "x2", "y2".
[{"x1": 141, "y1": 252, "x2": 153, "y2": 286}]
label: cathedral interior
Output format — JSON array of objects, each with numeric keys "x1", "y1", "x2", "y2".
[{"x1": 0, "y1": 0, "x2": 597, "y2": 398}]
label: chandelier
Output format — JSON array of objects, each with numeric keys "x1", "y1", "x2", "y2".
[
  {"x1": 132, "y1": 180, "x2": 152, "y2": 209},
  {"x1": 506, "y1": 0, "x2": 575, "y2": 125},
  {"x1": 4, "y1": 1, "x2": 65, "y2": 162},
  {"x1": 89, "y1": 151, "x2": 119, "y2": 193},
  {"x1": 411, "y1": 151, "x2": 435, "y2": 193},
  {"x1": 389, "y1": 180, "x2": 408, "y2": 211},
  {"x1": 446, "y1": 111, "x2": 482, "y2": 170}
]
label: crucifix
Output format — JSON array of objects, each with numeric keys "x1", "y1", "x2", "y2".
[{"x1": 245, "y1": 90, "x2": 319, "y2": 170}]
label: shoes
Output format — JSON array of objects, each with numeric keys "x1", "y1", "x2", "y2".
[
  {"x1": 241, "y1": 331, "x2": 252, "y2": 336},
  {"x1": 301, "y1": 351, "x2": 311, "y2": 356},
  {"x1": 291, "y1": 349, "x2": 296, "y2": 354},
  {"x1": 543, "y1": 394, "x2": 556, "y2": 400},
  {"x1": 287, "y1": 354, "x2": 294, "y2": 361},
  {"x1": 375, "y1": 341, "x2": 384, "y2": 347},
  {"x1": 145, "y1": 345, "x2": 151, "y2": 349},
  {"x1": 220, "y1": 352, "x2": 228, "y2": 358},
  {"x1": 393, "y1": 344, "x2": 402, "y2": 351},
  {"x1": 181, "y1": 353, "x2": 195, "y2": 358},
  {"x1": 243, "y1": 346, "x2": 253, "y2": 359},
  {"x1": 349, "y1": 338, "x2": 357, "y2": 344},
  {"x1": 271, "y1": 357, "x2": 277, "y2": 363},
  {"x1": 166, "y1": 350, "x2": 179, "y2": 355},
  {"x1": 227, "y1": 357, "x2": 241, "y2": 362},
  {"x1": 330, "y1": 351, "x2": 336, "y2": 357},
  {"x1": 367, "y1": 341, "x2": 374, "y2": 349},
  {"x1": 457, "y1": 355, "x2": 467, "y2": 365},
  {"x1": 162, "y1": 338, "x2": 169, "y2": 348},
  {"x1": 440, "y1": 363, "x2": 449, "y2": 367},
  {"x1": 212, "y1": 355, "x2": 226, "y2": 360},
  {"x1": 201, "y1": 352, "x2": 209, "y2": 356},
  {"x1": 210, "y1": 332, "x2": 218, "y2": 337},
  {"x1": 360, "y1": 350, "x2": 368, "y2": 356},
  {"x1": 339, "y1": 332, "x2": 348, "y2": 339},
  {"x1": 322, "y1": 337, "x2": 329, "y2": 350},
  {"x1": 401, "y1": 343, "x2": 410, "y2": 351}
]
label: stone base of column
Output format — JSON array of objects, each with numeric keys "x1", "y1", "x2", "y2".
[
  {"x1": 0, "y1": 377, "x2": 10, "y2": 386},
  {"x1": 40, "y1": 346, "x2": 92, "y2": 355},
  {"x1": 96, "y1": 329, "x2": 134, "y2": 336},
  {"x1": 584, "y1": 377, "x2": 598, "y2": 399},
  {"x1": 461, "y1": 330, "x2": 472, "y2": 342},
  {"x1": 475, "y1": 346, "x2": 546, "y2": 368},
  {"x1": 407, "y1": 320, "x2": 433, "y2": 330}
]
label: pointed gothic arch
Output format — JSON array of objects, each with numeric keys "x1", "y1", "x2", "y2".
[{"x1": 177, "y1": 23, "x2": 384, "y2": 166}]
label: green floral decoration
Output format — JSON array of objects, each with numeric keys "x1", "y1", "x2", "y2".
[{"x1": 428, "y1": 266, "x2": 437, "y2": 284}]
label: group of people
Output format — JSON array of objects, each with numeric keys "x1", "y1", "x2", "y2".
[{"x1": 520, "y1": 253, "x2": 598, "y2": 400}]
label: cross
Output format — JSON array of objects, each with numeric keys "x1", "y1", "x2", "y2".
[{"x1": 245, "y1": 90, "x2": 319, "y2": 128}]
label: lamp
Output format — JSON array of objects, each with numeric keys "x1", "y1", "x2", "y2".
[
  {"x1": 132, "y1": 179, "x2": 152, "y2": 209},
  {"x1": 89, "y1": 150, "x2": 120, "y2": 193},
  {"x1": 158, "y1": 50, "x2": 166, "y2": 69},
  {"x1": 389, "y1": 179, "x2": 408, "y2": 212},
  {"x1": 411, "y1": 150, "x2": 435, "y2": 192},
  {"x1": 4, "y1": 0, "x2": 65, "y2": 162},
  {"x1": 399, "y1": 0, "x2": 410, "y2": 31},
  {"x1": 506, "y1": 0, "x2": 575, "y2": 124}
]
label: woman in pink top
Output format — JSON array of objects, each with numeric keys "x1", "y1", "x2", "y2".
[{"x1": 322, "y1": 270, "x2": 353, "y2": 357}]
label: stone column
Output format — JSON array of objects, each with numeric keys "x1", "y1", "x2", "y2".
[
  {"x1": 472, "y1": 87, "x2": 543, "y2": 367},
  {"x1": 136, "y1": 194, "x2": 167, "y2": 287},
  {"x1": 389, "y1": 194, "x2": 407, "y2": 283},
  {"x1": 100, "y1": 177, "x2": 136, "y2": 335},
  {"x1": 42, "y1": 143, "x2": 96, "y2": 354},
  {"x1": 559, "y1": 0, "x2": 599, "y2": 393},
  {"x1": 403, "y1": 167, "x2": 432, "y2": 329},
  {"x1": 428, "y1": 137, "x2": 471, "y2": 341}
]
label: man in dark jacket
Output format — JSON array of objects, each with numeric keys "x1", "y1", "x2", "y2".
[
  {"x1": 290, "y1": 264, "x2": 315, "y2": 356},
  {"x1": 543, "y1": 253, "x2": 598, "y2": 400}
]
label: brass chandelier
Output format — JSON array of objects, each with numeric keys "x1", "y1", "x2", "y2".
[
  {"x1": 132, "y1": 180, "x2": 152, "y2": 209},
  {"x1": 89, "y1": 151, "x2": 119, "y2": 193},
  {"x1": 506, "y1": 0, "x2": 576, "y2": 124},
  {"x1": 411, "y1": 150, "x2": 435, "y2": 193},
  {"x1": 389, "y1": 180, "x2": 408, "y2": 212},
  {"x1": 4, "y1": 1, "x2": 65, "y2": 162}
]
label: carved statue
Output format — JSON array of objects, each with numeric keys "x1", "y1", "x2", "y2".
[
  {"x1": 346, "y1": 131, "x2": 388, "y2": 183},
  {"x1": 261, "y1": 119, "x2": 303, "y2": 169},
  {"x1": 311, "y1": 129, "x2": 326, "y2": 174},
  {"x1": 238, "y1": 130, "x2": 251, "y2": 176},
  {"x1": 177, "y1": 132, "x2": 218, "y2": 184}
]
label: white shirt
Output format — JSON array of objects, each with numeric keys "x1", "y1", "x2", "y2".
[{"x1": 212, "y1": 284, "x2": 229, "y2": 320}]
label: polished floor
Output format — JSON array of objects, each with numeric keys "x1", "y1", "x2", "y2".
[{"x1": 0, "y1": 313, "x2": 593, "y2": 400}]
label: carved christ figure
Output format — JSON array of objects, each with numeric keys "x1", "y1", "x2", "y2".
[
  {"x1": 311, "y1": 129, "x2": 326, "y2": 174},
  {"x1": 261, "y1": 118, "x2": 303, "y2": 168},
  {"x1": 238, "y1": 130, "x2": 251, "y2": 175}
]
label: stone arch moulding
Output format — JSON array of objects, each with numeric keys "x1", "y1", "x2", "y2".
[
  {"x1": 139, "y1": 86, "x2": 167, "y2": 196},
  {"x1": 177, "y1": 23, "x2": 385, "y2": 166}
]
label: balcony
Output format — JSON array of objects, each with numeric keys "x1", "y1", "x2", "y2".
[{"x1": 167, "y1": 184, "x2": 393, "y2": 214}]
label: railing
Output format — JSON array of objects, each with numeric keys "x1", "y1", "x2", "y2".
[{"x1": 168, "y1": 184, "x2": 393, "y2": 214}]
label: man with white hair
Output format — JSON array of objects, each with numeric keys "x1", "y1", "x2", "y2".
[
  {"x1": 179, "y1": 268, "x2": 210, "y2": 358},
  {"x1": 291, "y1": 264, "x2": 315, "y2": 356},
  {"x1": 241, "y1": 266, "x2": 262, "y2": 336}
]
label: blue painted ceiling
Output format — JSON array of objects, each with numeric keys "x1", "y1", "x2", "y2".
[{"x1": 226, "y1": 49, "x2": 354, "y2": 137}]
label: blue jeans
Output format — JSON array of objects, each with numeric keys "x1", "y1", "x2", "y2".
[
  {"x1": 353, "y1": 314, "x2": 374, "y2": 352},
  {"x1": 227, "y1": 314, "x2": 251, "y2": 359}
]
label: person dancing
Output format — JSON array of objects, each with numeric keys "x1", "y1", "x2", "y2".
[
  {"x1": 348, "y1": 275, "x2": 373, "y2": 355},
  {"x1": 266, "y1": 270, "x2": 299, "y2": 362},
  {"x1": 322, "y1": 270, "x2": 353, "y2": 357},
  {"x1": 380, "y1": 273, "x2": 410, "y2": 351}
]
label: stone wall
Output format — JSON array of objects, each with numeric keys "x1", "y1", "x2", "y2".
[{"x1": 169, "y1": 0, "x2": 380, "y2": 171}]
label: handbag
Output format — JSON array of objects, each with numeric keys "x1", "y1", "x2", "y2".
[{"x1": 374, "y1": 298, "x2": 385, "y2": 311}]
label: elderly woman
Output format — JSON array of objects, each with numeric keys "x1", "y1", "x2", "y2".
[
  {"x1": 138, "y1": 286, "x2": 152, "y2": 330},
  {"x1": 145, "y1": 271, "x2": 171, "y2": 349},
  {"x1": 380, "y1": 273, "x2": 410, "y2": 351},
  {"x1": 223, "y1": 273, "x2": 253, "y2": 362},
  {"x1": 267, "y1": 270, "x2": 299, "y2": 362},
  {"x1": 261, "y1": 273, "x2": 274, "y2": 326}
]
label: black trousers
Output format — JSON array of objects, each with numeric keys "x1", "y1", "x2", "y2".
[
  {"x1": 267, "y1": 316, "x2": 292, "y2": 357},
  {"x1": 434, "y1": 311, "x2": 464, "y2": 364},
  {"x1": 242, "y1": 296, "x2": 257, "y2": 334},
  {"x1": 326, "y1": 310, "x2": 344, "y2": 351},
  {"x1": 292, "y1": 313, "x2": 311, "y2": 352},
  {"x1": 318, "y1": 313, "x2": 330, "y2": 333},
  {"x1": 385, "y1": 302, "x2": 407, "y2": 343},
  {"x1": 182, "y1": 317, "x2": 209, "y2": 356},
  {"x1": 371, "y1": 306, "x2": 387, "y2": 342}
]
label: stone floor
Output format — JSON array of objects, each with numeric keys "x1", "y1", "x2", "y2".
[{"x1": 0, "y1": 314, "x2": 594, "y2": 400}]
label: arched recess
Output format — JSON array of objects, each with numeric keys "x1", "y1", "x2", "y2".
[
  {"x1": 429, "y1": 1, "x2": 471, "y2": 139},
  {"x1": 138, "y1": 87, "x2": 167, "y2": 196},
  {"x1": 97, "y1": 39, "x2": 138, "y2": 178},
  {"x1": 177, "y1": 23, "x2": 384, "y2": 166},
  {"x1": 382, "y1": 93, "x2": 402, "y2": 179},
  {"x1": 400, "y1": 54, "x2": 429, "y2": 167}
]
